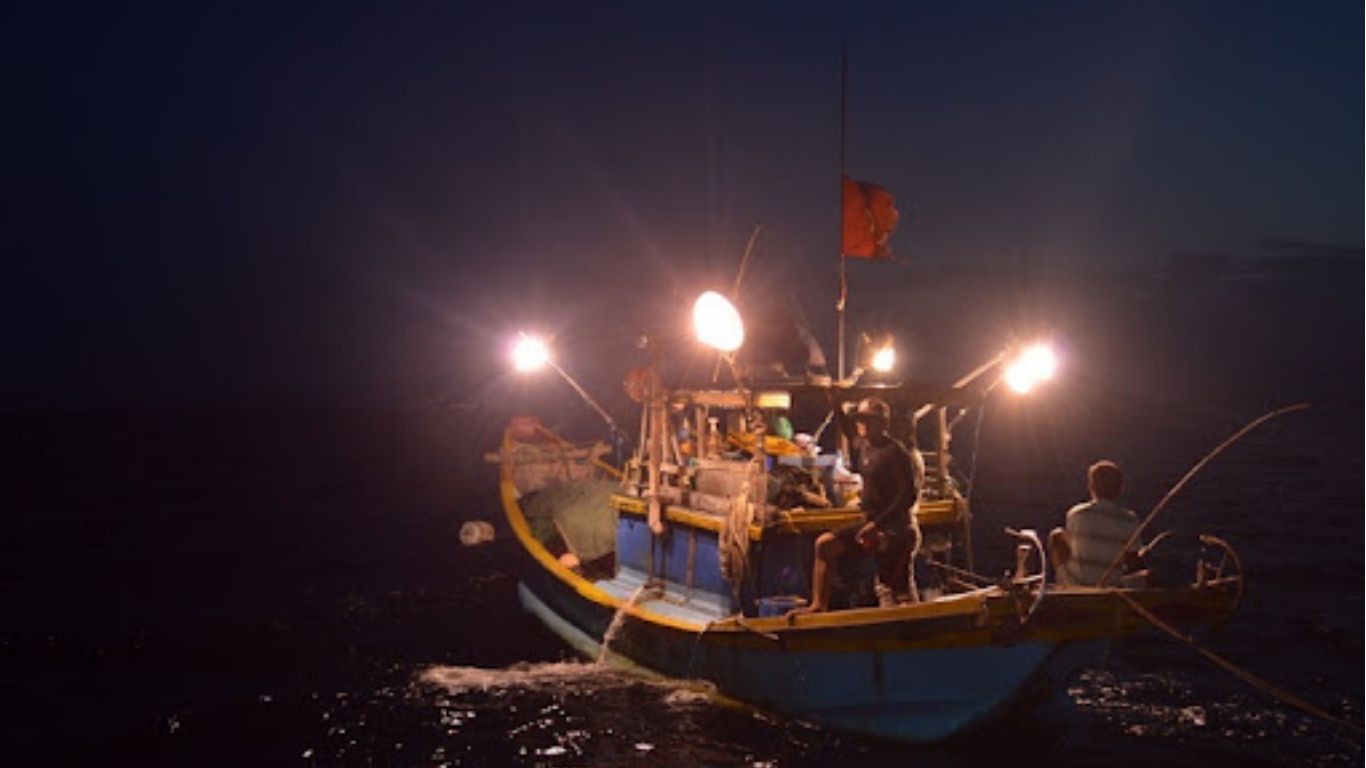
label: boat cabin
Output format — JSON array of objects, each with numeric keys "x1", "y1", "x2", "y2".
[{"x1": 603, "y1": 380, "x2": 982, "y2": 617}]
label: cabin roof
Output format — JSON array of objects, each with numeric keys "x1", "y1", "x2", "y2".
[{"x1": 668, "y1": 378, "x2": 980, "y2": 411}]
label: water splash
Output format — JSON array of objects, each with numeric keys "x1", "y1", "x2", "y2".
[
  {"x1": 597, "y1": 584, "x2": 652, "y2": 664},
  {"x1": 662, "y1": 685, "x2": 721, "y2": 708},
  {"x1": 411, "y1": 659, "x2": 767, "y2": 767},
  {"x1": 419, "y1": 659, "x2": 723, "y2": 713},
  {"x1": 419, "y1": 660, "x2": 625, "y2": 694}
]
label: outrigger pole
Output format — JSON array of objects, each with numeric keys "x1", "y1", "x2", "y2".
[{"x1": 1098, "y1": 402, "x2": 1311, "y2": 585}]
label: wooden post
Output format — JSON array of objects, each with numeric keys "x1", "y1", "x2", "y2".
[
  {"x1": 936, "y1": 406, "x2": 950, "y2": 496},
  {"x1": 961, "y1": 494, "x2": 975, "y2": 573},
  {"x1": 646, "y1": 364, "x2": 665, "y2": 537}
]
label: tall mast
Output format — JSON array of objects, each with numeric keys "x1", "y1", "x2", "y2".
[{"x1": 837, "y1": 41, "x2": 848, "y2": 382}]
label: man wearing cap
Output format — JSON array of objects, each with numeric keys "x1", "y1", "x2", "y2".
[{"x1": 791, "y1": 396, "x2": 924, "y2": 614}]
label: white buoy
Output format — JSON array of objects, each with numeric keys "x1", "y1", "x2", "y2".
[{"x1": 459, "y1": 521, "x2": 495, "y2": 546}]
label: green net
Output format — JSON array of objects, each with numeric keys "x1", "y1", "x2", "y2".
[{"x1": 522, "y1": 477, "x2": 619, "y2": 561}]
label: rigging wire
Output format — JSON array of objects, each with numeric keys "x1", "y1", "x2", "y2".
[{"x1": 962, "y1": 401, "x2": 987, "y2": 505}]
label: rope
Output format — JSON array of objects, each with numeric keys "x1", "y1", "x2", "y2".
[
  {"x1": 719, "y1": 472, "x2": 757, "y2": 587},
  {"x1": 1098, "y1": 403, "x2": 1310, "y2": 585},
  {"x1": 962, "y1": 401, "x2": 987, "y2": 504},
  {"x1": 905, "y1": 515, "x2": 923, "y2": 602},
  {"x1": 1111, "y1": 589, "x2": 1363, "y2": 737},
  {"x1": 812, "y1": 408, "x2": 836, "y2": 446},
  {"x1": 924, "y1": 557, "x2": 995, "y2": 587}
]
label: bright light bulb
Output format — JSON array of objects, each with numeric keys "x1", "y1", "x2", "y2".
[
  {"x1": 870, "y1": 345, "x2": 896, "y2": 373},
  {"x1": 1003, "y1": 361, "x2": 1037, "y2": 394},
  {"x1": 512, "y1": 334, "x2": 550, "y2": 373},
  {"x1": 1020, "y1": 344, "x2": 1057, "y2": 381},
  {"x1": 693, "y1": 291, "x2": 744, "y2": 352},
  {"x1": 1003, "y1": 343, "x2": 1057, "y2": 394}
]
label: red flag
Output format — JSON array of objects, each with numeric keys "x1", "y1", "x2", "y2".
[{"x1": 841, "y1": 176, "x2": 899, "y2": 259}]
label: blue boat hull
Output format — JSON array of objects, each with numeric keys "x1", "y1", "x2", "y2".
[
  {"x1": 495, "y1": 427, "x2": 1239, "y2": 743},
  {"x1": 516, "y1": 566, "x2": 1058, "y2": 743}
]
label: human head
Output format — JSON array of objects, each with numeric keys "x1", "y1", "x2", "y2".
[
  {"x1": 890, "y1": 414, "x2": 917, "y2": 447},
  {"x1": 1087, "y1": 460, "x2": 1124, "y2": 501},
  {"x1": 854, "y1": 396, "x2": 891, "y2": 437}
]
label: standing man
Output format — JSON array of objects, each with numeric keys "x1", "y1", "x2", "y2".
[
  {"x1": 792, "y1": 397, "x2": 923, "y2": 614},
  {"x1": 1048, "y1": 460, "x2": 1142, "y2": 586}
]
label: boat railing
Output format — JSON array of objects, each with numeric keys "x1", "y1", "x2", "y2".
[{"x1": 488, "y1": 419, "x2": 621, "y2": 497}]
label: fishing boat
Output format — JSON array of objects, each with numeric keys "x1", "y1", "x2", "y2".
[{"x1": 487, "y1": 300, "x2": 1245, "y2": 743}]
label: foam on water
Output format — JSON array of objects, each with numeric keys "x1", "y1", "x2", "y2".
[
  {"x1": 387, "y1": 661, "x2": 768, "y2": 767},
  {"x1": 418, "y1": 659, "x2": 721, "y2": 706},
  {"x1": 419, "y1": 660, "x2": 632, "y2": 694}
]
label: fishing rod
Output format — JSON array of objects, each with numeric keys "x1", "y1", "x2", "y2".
[
  {"x1": 1097, "y1": 402, "x2": 1311, "y2": 586},
  {"x1": 1097, "y1": 403, "x2": 1364, "y2": 736}
]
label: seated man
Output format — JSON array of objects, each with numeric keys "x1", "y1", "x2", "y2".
[
  {"x1": 791, "y1": 397, "x2": 923, "y2": 614},
  {"x1": 1048, "y1": 460, "x2": 1143, "y2": 587}
]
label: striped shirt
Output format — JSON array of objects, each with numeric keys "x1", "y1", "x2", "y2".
[{"x1": 1063, "y1": 498, "x2": 1138, "y2": 586}]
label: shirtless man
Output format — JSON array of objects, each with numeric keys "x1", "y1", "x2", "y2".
[{"x1": 792, "y1": 397, "x2": 922, "y2": 614}]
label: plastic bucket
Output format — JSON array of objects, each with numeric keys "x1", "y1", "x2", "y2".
[{"x1": 757, "y1": 595, "x2": 808, "y2": 617}]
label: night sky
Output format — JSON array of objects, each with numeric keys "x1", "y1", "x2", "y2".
[{"x1": 8, "y1": 1, "x2": 1361, "y2": 407}]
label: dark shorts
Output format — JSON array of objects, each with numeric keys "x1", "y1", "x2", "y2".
[{"x1": 831, "y1": 520, "x2": 915, "y2": 589}]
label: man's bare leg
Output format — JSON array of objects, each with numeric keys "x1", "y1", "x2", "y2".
[{"x1": 788, "y1": 532, "x2": 846, "y2": 617}]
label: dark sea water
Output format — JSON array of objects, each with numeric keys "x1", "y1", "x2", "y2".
[
  {"x1": 5, "y1": 258, "x2": 1363, "y2": 766},
  {"x1": 4, "y1": 397, "x2": 1361, "y2": 767}
]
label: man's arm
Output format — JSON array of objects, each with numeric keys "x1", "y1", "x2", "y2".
[{"x1": 867, "y1": 446, "x2": 919, "y2": 530}]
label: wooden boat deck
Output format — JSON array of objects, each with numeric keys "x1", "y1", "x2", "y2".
[{"x1": 594, "y1": 566, "x2": 728, "y2": 626}]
